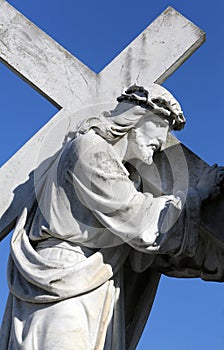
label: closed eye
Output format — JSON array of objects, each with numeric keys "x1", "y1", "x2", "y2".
[{"x1": 154, "y1": 121, "x2": 168, "y2": 128}]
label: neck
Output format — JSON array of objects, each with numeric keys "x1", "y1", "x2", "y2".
[{"x1": 123, "y1": 130, "x2": 136, "y2": 163}]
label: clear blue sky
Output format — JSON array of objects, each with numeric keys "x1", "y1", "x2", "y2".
[{"x1": 0, "y1": 1, "x2": 224, "y2": 349}]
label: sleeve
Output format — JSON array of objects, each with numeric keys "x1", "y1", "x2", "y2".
[
  {"x1": 64, "y1": 131, "x2": 193, "y2": 255},
  {"x1": 150, "y1": 189, "x2": 224, "y2": 282}
]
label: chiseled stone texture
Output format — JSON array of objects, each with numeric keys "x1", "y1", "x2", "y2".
[{"x1": 0, "y1": 4, "x2": 205, "y2": 239}]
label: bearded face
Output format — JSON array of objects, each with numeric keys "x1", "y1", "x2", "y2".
[{"x1": 127, "y1": 114, "x2": 169, "y2": 165}]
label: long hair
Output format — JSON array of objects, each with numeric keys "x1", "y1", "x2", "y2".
[{"x1": 75, "y1": 102, "x2": 145, "y2": 142}]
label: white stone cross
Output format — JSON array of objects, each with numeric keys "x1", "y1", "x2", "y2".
[{"x1": 0, "y1": 0, "x2": 206, "y2": 240}]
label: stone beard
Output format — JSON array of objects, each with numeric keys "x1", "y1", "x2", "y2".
[{"x1": 1, "y1": 85, "x2": 224, "y2": 350}]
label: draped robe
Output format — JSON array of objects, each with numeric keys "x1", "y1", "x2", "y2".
[{"x1": 1, "y1": 128, "x2": 224, "y2": 349}]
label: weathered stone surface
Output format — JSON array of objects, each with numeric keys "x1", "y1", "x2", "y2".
[
  {"x1": 1, "y1": 3, "x2": 224, "y2": 349},
  {"x1": 0, "y1": 4, "x2": 205, "y2": 239},
  {"x1": 0, "y1": 0, "x2": 96, "y2": 109},
  {"x1": 2, "y1": 83, "x2": 224, "y2": 349},
  {"x1": 98, "y1": 7, "x2": 205, "y2": 103}
]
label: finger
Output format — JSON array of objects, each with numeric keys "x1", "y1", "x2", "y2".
[
  {"x1": 217, "y1": 173, "x2": 224, "y2": 182},
  {"x1": 216, "y1": 169, "x2": 224, "y2": 179},
  {"x1": 217, "y1": 168, "x2": 224, "y2": 174},
  {"x1": 208, "y1": 164, "x2": 218, "y2": 173},
  {"x1": 217, "y1": 166, "x2": 224, "y2": 172}
]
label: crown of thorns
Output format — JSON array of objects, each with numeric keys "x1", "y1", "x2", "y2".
[{"x1": 117, "y1": 85, "x2": 186, "y2": 131}]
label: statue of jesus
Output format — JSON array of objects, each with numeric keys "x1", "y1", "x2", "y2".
[{"x1": 1, "y1": 84, "x2": 224, "y2": 349}]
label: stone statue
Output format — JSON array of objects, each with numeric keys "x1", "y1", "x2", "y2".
[{"x1": 1, "y1": 84, "x2": 224, "y2": 349}]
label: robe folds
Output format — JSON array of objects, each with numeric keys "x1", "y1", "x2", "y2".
[{"x1": 1, "y1": 129, "x2": 223, "y2": 349}]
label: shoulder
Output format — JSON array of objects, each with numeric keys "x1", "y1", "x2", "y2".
[
  {"x1": 63, "y1": 130, "x2": 129, "y2": 177},
  {"x1": 68, "y1": 130, "x2": 111, "y2": 158}
]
